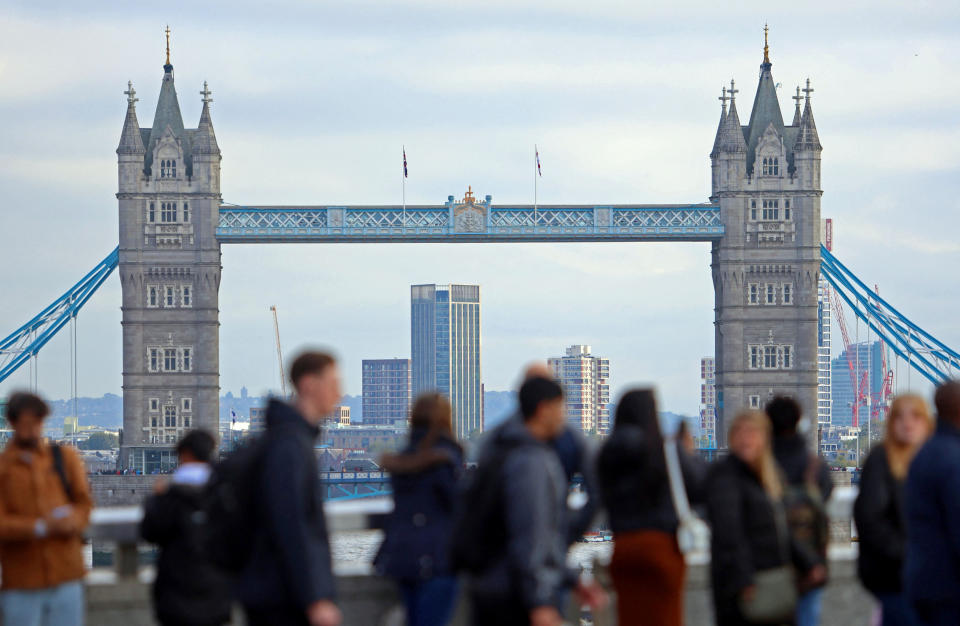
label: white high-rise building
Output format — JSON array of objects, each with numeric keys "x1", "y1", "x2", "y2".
[
  {"x1": 817, "y1": 219, "x2": 834, "y2": 448},
  {"x1": 699, "y1": 357, "x2": 717, "y2": 448},
  {"x1": 548, "y1": 345, "x2": 610, "y2": 435}
]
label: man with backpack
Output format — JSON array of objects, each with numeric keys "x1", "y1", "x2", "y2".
[
  {"x1": 141, "y1": 430, "x2": 231, "y2": 626},
  {"x1": 234, "y1": 351, "x2": 342, "y2": 626},
  {"x1": 457, "y1": 377, "x2": 604, "y2": 626},
  {"x1": 0, "y1": 391, "x2": 92, "y2": 626},
  {"x1": 765, "y1": 396, "x2": 832, "y2": 626}
]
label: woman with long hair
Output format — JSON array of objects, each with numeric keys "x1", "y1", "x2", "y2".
[
  {"x1": 854, "y1": 394, "x2": 934, "y2": 625},
  {"x1": 597, "y1": 389, "x2": 702, "y2": 626},
  {"x1": 374, "y1": 393, "x2": 464, "y2": 626},
  {"x1": 708, "y1": 410, "x2": 798, "y2": 625}
]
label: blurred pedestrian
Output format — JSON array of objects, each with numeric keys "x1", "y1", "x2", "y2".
[
  {"x1": 904, "y1": 381, "x2": 960, "y2": 625},
  {"x1": 597, "y1": 389, "x2": 704, "y2": 626},
  {"x1": 854, "y1": 394, "x2": 933, "y2": 626},
  {"x1": 482, "y1": 363, "x2": 600, "y2": 546},
  {"x1": 236, "y1": 351, "x2": 342, "y2": 626},
  {"x1": 708, "y1": 410, "x2": 798, "y2": 626},
  {"x1": 766, "y1": 396, "x2": 831, "y2": 626},
  {"x1": 375, "y1": 393, "x2": 464, "y2": 626},
  {"x1": 0, "y1": 391, "x2": 92, "y2": 626},
  {"x1": 141, "y1": 430, "x2": 232, "y2": 626},
  {"x1": 457, "y1": 377, "x2": 605, "y2": 626}
]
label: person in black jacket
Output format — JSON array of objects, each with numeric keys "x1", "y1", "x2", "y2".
[
  {"x1": 141, "y1": 430, "x2": 232, "y2": 626},
  {"x1": 854, "y1": 394, "x2": 932, "y2": 626},
  {"x1": 236, "y1": 351, "x2": 342, "y2": 626},
  {"x1": 597, "y1": 389, "x2": 704, "y2": 626},
  {"x1": 708, "y1": 409, "x2": 809, "y2": 626},
  {"x1": 375, "y1": 393, "x2": 464, "y2": 626},
  {"x1": 904, "y1": 381, "x2": 960, "y2": 625}
]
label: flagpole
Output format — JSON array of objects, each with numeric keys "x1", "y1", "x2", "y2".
[
  {"x1": 402, "y1": 146, "x2": 406, "y2": 229},
  {"x1": 534, "y1": 144, "x2": 538, "y2": 229}
]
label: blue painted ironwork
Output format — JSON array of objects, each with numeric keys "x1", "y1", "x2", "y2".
[
  {"x1": 217, "y1": 199, "x2": 724, "y2": 243},
  {"x1": 821, "y1": 245, "x2": 960, "y2": 385},
  {"x1": 0, "y1": 247, "x2": 119, "y2": 384},
  {"x1": 321, "y1": 471, "x2": 391, "y2": 501}
]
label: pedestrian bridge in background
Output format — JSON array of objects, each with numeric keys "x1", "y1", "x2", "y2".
[{"x1": 216, "y1": 200, "x2": 724, "y2": 243}]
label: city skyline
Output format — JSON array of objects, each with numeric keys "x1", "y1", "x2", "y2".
[{"x1": 1, "y1": 2, "x2": 956, "y2": 416}]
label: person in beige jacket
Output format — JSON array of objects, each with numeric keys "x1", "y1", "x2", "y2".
[{"x1": 0, "y1": 391, "x2": 92, "y2": 625}]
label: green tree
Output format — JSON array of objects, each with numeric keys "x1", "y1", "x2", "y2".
[{"x1": 78, "y1": 432, "x2": 119, "y2": 450}]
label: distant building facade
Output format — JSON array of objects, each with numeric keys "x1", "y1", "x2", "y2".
[
  {"x1": 411, "y1": 284, "x2": 482, "y2": 439},
  {"x1": 831, "y1": 340, "x2": 885, "y2": 428},
  {"x1": 548, "y1": 345, "x2": 610, "y2": 434},
  {"x1": 249, "y1": 407, "x2": 266, "y2": 433},
  {"x1": 361, "y1": 358, "x2": 412, "y2": 426},
  {"x1": 331, "y1": 405, "x2": 351, "y2": 427},
  {"x1": 324, "y1": 425, "x2": 406, "y2": 453},
  {"x1": 699, "y1": 357, "x2": 718, "y2": 448}
]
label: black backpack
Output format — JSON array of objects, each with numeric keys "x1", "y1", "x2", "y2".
[
  {"x1": 782, "y1": 454, "x2": 830, "y2": 574},
  {"x1": 449, "y1": 440, "x2": 524, "y2": 573},
  {"x1": 202, "y1": 435, "x2": 268, "y2": 572}
]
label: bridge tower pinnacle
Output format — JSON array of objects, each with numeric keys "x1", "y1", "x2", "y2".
[
  {"x1": 116, "y1": 39, "x2": 222, "y2": 471},
  {"x1": 710, "y1": 29, "x2": 822, "y2": 447}
]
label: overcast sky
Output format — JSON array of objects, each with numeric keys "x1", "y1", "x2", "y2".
[{"x1": 1, "y1": 0, "x2": 958, "y2": 415}]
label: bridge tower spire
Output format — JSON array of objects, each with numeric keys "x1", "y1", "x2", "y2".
[
  {"x1": 116, "y1": 36, "x2": 222, "y2": 471},
  {"x1": 710, "y1": 31, "x2": 821, "y2": 448}
]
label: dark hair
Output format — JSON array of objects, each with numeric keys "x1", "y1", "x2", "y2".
[
  {"x1": 410, "y1": 393, "x2": 453, "y2": 437},
  {"x1": 935, "y1": 380, "x2": 960, "y2": 423},
  {"x1": 765, "y1": 395, "x2": 802, "y2": 436},
  {"x1": 519, "y1": 377, "x2": 564, "y2": 420},
  {"x1": 5, "y1": 391, "x2": 50, "y2": 424},
  {"x1": 613, "y1": 389, "x2": 665, "y2": 461},
  {"x1": 290, "y1": 351, "x2": 336, "y2": 391},
  {"x1": 176, "y1": 429, "x2": 216, "y2": 463}
]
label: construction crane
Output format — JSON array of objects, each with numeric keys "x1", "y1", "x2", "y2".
[
  {"x1": 270, "y1": 305, "x2": 287, "y2": 398},
  {"x1": 829, "y1": 283, "x2": 865, "y2": 428}
]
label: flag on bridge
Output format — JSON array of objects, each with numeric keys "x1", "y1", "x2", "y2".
[
  {"x1": 535, "y1": 145, "x2": 542, "y2": 177},
  {"x1": 403, "y1": 147, "x2": 408, "y2": 179}
]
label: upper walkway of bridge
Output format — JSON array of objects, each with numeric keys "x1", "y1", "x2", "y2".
[{"x1": 216, "y1": 197, "x2": 723, "y2": 243}]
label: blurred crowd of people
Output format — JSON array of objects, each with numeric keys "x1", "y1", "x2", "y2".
[{"x1": 1, "y1": 351, "x2": 959, "y2": 626}]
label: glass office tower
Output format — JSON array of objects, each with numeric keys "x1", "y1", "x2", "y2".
[{"x1": 411, "y1": 284, "x2": 482, "y2": 439}]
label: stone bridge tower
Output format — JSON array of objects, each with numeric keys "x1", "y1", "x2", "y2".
[
  {"x1": 116, "y1": 34, "x2": 222, "y2": 470},
  {"x1": 711, "y1": 31, "x2": 822, "y2": 446}
]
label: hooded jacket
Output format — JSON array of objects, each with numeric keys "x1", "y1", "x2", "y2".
[
  {"x1": 141, "y1": 464, "x2": 232, "y2": 625},
  {"x1": 236, "y1": 399, "x2": 335, "y2": 612}
]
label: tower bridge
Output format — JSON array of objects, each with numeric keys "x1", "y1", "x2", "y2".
[{"x1": 4, "y1": 32, "x2": 958, "y2": 474}]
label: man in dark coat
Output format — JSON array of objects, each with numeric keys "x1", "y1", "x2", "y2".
[
  {"x1": 904, "y1": 381, "x2": 960, "y2": 625},
  {"x1": 236, "y1": 351, "x2": 342, "y2": 626},
  {"x1": 141, "y1": 430, "x2": 232, "y2": 626}
]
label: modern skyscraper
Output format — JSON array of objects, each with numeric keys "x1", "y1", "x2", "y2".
[
  {"x1": 831, "y1": 340, "x2": 886, "y2": 428},
  {"x1": 548, "y1": 345, "x2": 610, "y2": 435},
  {"x1": 699, "y1": 357, "x2": 718, "y2": 448},
  {"x1": 361, "y1": 358, "x2": 412, "y2": 426},
  {"x1": 817, "y1": 219, "x2": 834, "y2": 443},
  {"x1": 411, "y1": 284, "x2": 482, "y2": 439}
]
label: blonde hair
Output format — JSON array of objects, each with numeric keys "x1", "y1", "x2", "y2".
[
  {"x1": 884, "y1": 394, "x2": 934, "y2": 480},
  {"x1": 729, "y1": 410, "x2": 783, "y2": 501}
]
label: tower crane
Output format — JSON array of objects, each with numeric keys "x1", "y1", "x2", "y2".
[{"x1": 270, "y1": 305, "x2": 287, "y2": 398}]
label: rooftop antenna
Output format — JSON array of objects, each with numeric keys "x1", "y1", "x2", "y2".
[{"x1": 270, "y1": 306, "x2": 287, "y2": 398}]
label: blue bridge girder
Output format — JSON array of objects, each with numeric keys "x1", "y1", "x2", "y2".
[
  {"x1": 216, "y1": 202, "x2": 725, "y2": 243},
  {"x1": 0, "y1": 247, "x2": 119, "y2": 385},
  {"x1": 320, "y1": 471, "x2": 392, "y2": 501}
]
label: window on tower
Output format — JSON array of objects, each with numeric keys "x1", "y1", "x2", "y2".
[
  {"x1": 148, "y1": 202, "x2": 155, "y2": 223},
  {"x1": 164, "y1": 349, "x2": 177, "y2": 371},
  {"x1": 161, "y1": 202, "x2": 176, "y2": 223},
  {"x1": 182, "y1": 202, "x2": 189, "y2": 222}
]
